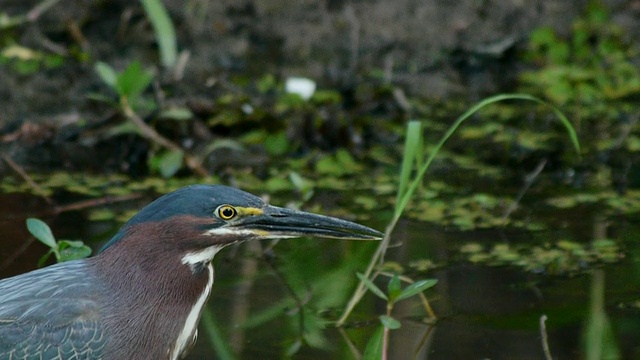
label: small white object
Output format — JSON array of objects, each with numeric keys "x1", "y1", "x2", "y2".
[
  {"x1": 285, "y1": 77, "x2": 316, "y2": 100},
  {"x1": 241, "y1": 103, "x2": 254, "y2": 114}
]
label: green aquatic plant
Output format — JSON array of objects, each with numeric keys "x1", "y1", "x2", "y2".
[
  {"x1": 358, "y1": 273, "x2": 437, "y2": 360},
  {"x1": 338, "y1": 93, "x2": 580, "y2": 327},
  {"x1": 336, "y1": 94, "x2": 581, "y2": 360},
  {"x1": 26, "y1": 218, "x2": 92, "y2": 265}
]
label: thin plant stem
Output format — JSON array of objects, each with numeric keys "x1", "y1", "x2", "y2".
[
  {"x1": 540, "y1": 314, "x2": 553, "y2": 360},
  {"x1": 337, "y1": 94, "x2": 581, "y2": 326},
  {"x1": 120, "y1": 97, "x2": 209, "y2": 177},
  {"x1": 382, "y1": 303, "x2": 392, "y2": 360},
  {"x1": 501, "y1": 158, "x2": 548, "y2": 224},
  {"x1": 1, "y1": 153, "x2": 54, "y2": 204}
]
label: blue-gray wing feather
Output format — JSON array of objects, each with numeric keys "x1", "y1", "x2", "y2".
[{"x1": 0, "y1": 260, "x2": 106, "y2": 359}]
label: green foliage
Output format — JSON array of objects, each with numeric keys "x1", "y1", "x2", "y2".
[
  {"x1": 521, "y1": 2, "x2": 640, "y2": 113},
  {"x1": 357, "y1": 272, "x2": 437, "y2": 358},
  {"x1": 94, "y1": 61, "x2": 154, "y2": 112},
  {"x1": 315, "y1": 149, "x2": 363, "y2": 176},
  {"x1": 362, "y1": 326, "x2": 384, "y2": 360},
  {"x1": 0, "y1": 45, "x2": 64, "y2": 74},
  {"x1": 26, "y1": 218, "x2": 92, "y2": 265},
  {"x1": 149, "y1": 149, "x2": 184, "y2": 178},
  {"x1": 264, "y1": 131, "x2": 290, "y2": 156},
  {"x1": 200, "y1": 308, "x2": 237, "y2": 360},
  {"x1": 379, "y1": 315, "x2": 400, "y2": 330},
  {"x1": 116, "y1": 61, "x2": 154, "y2": 99},
  {"x1": 460, "y1": 238, "x2": 622, "y2": 274},
  {"x1": 339, "y1": 94, "x2": 580, "y2": 327},
  {"x1": 356, "y1": 272, "x2": 388, "y2": 300},
  {"x1": 140, "y1": 0, "x2": 178, "y2": 68}
]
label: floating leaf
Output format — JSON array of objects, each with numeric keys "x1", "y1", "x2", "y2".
[{"x1": 88, "y1": 209, "x2": 116, "y2": 221}]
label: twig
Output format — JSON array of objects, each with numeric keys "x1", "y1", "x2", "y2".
[
  {"x1": 1, "y1": 153, "x2": 54, "y2": 205},
  {"x1": 0, "y1": 236, "x2": 36, "y2": 272},
  {"x1": 501, "y1": 158, "x2": 547, "y2": 224},
  {"x1": 121, "y1": 99, "x2": 209, "y2": 177},
  {"x1": 540, "y1": 314, "x2": 553, "y2": 360},
  {"x1": 51, "y1": 194, "x2": 142, "y2": 214},
  {"x1": 27, "y1": 0, "x2": 62, "y2": 22}
]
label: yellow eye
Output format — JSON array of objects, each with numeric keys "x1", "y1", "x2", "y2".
[{"x1": 217, "y1": 205, "x2": 237, "y2": 220}]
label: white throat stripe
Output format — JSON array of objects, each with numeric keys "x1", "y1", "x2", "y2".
[
  {"x1": 171, "y1": 263, "x2": 214, "y2": 359},
  {"x1": 181, "y1": 246, "x2": 223, "y2": 266}
]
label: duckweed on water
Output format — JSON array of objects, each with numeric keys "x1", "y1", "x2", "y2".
[{"x1": 460, "y1": 239, "x2": 622, "y2": 274}]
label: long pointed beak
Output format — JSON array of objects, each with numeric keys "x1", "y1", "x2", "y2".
[{"x1": 233, "y1": 205, "x2": 383, "y2": 240}]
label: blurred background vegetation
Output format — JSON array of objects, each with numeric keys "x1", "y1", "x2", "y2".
[{"x1": 1, "y1": 0, "x2": 640, "y2": 359}]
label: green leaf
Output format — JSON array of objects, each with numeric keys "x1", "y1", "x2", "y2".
[
  {"x1": 160, "y1": 108, "x2": 193, "y2": 121},
  {"x1": 387, "y1": 274, "x2": 402, "y2": 302},
  {"x1": 201, "y1": 139, "x2": 246, "y2": 159},
  {"x1": 356, "y1": 273, "x2": 388, "y2": 301},
  {"x1": 362, "y1": 325, "x2": 384, "y2": 360},
  {"x1": 115, "y1": 61, "x2": 154, "y2": 99},
  {"x1": 285, "y1": 339, "x2": 303, "y2": 357},
  {"x1": 37, "y1": 250, "x2": 53, "y2": 268},
  {"x1": 58, "y1": 240, "x2": 92, "y2": 262},
  {"x1": 141, "y1": 0, "x2": 177, "y2": 68},
  {"x1": 396, "y1": 120, "x2": 422, "y2": 210},
  {"x1": 94, "y1": 61, "x2": 117, "y2": 89},
  {"x1": 26, "y1": 218, "x2": 56, "y2": 248},
  {"x1": 264, "y1": 131, "x2": 289, "y2": 156},
  {"x1": 150, "y1": 149, "x2": 184, "y2": 178},
  {"x1": 379, "y1": 315, "x2": 401, "y2": 330},
  {"x1": 396, "y1": 279, "x2": 438, "y2": 302}
]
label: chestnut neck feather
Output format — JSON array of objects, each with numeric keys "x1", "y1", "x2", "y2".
[{"x1": 91, "y1": 215, "x2": 219, "y2": 359}]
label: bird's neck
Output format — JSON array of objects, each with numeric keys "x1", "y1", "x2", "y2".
[{"x1": 91, "y1": 222, "x2": 217, "y2": 359}]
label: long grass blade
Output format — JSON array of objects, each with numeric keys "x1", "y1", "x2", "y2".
[
  {"x1": 337, "y1": 93, "x2": 581, "y2": 326},
  {"x1": 396, "y1": 120, "x2": 422, "y2": 213},
  {"x1": 141, "y1": 0, "x2": 177, "y2": 68}
]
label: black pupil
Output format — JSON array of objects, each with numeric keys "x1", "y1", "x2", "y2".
[{"x1": 222, "y1": 208, "x2": 234, "y2": 218}]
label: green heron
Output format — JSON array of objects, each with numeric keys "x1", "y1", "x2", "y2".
[{"x1": 0, "y1": 184, "x2": 382, "y2": 359}]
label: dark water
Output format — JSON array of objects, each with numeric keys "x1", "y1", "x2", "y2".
[{"x1": 1, "y1": 193, "x2": 639, "y2": 359}]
